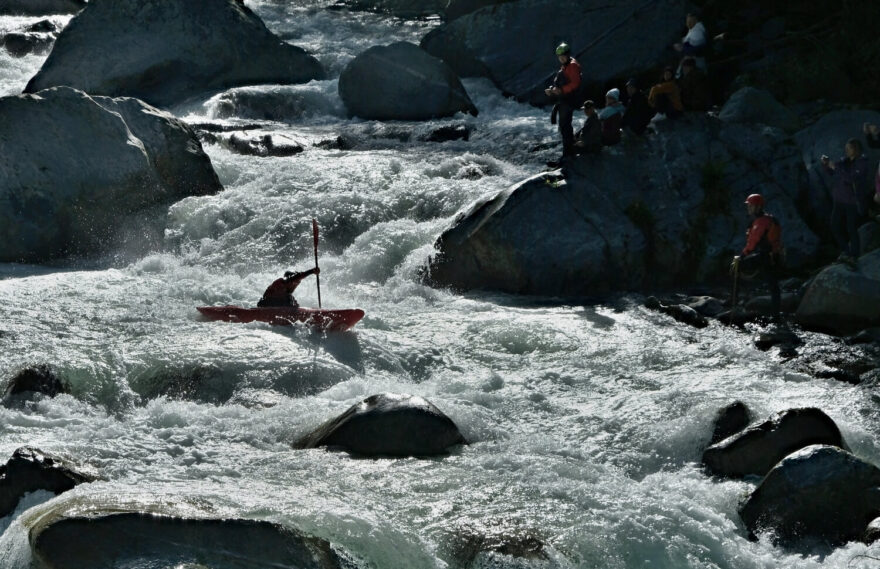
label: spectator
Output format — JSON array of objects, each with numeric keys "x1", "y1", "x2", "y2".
[
  {"x1": 648, "y1": 67, "x2": 683, "y2": 119},
  {"x1": 597, "y1": 88, "x2": 625, "y2": 145},
  {"x1": 674, "y1": 12, "x2": 708, "y2": 74},
  {"x1": 621, "y1": 78, "x2": 654, "y2": 135},
  {"x1": 821, "y1": 138, "x2": 872, "y2": 265},
  {"x1": 573, "y1": 100, "x2": 601, "y2": 155},
  {"x1": 679, "y1": 57, "x2": 710, "y2": 111}
]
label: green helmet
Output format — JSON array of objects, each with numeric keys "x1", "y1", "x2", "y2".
[{"x1": 555, "y1": 43, "x2": 571, "y2": 56}]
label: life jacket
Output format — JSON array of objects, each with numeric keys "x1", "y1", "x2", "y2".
[{"x1": 744, "y1": 213, "x2": 783, "y2": 263}]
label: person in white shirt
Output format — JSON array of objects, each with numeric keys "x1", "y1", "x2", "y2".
[{"x1": 674, "y1": 13, "x2": 707, "y2": 74}]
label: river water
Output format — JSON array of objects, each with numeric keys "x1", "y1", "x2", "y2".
[{"x1": 1, "y1": 2, "x2": 879, "y2": 568}]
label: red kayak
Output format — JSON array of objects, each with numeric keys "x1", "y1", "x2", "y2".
[{"x1": 197, "y1": 306, "x2": 365, "y2": 332}]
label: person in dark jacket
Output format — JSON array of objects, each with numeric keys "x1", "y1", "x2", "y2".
[
  {"x1": 573, "y1": 100, "x2": 601, "y2": 154},
  {"x1": 257, "y1": 267, "x2": 320, "y2": 307},
  {"x1": 864, "y1": 123, "x2": 880, "y2": 210},
  {"x1": 678, "y1": 58, "x2": 710, "y2": 111},
  {"x1": 621, "y1": 78, "x2": 654, "y2": 135},
  {"x1": 597, "y1": 88, "x2": 625, "y2": 146},
  {"x1": 821, "y1": 138, "x2": 872, "y2": 263},
  {"x1": 648, "y1": 67, "x2": 683, "y2": 119},
  {"x1": 545, "y1": 42, "x2": 582, "y2": 167},
  {"x1": 737, "y1": 193, "x2": 783, "y2": 317}
]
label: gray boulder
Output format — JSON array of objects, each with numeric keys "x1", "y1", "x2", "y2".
[
  {"x1": 25, "y1": 0, "x2": 324, "y2": 108},
  {"x1": 687, "y1": 296, "x2": 726, "y2": 318},
  {"x1": 0, "y1": 0, "x2": 83, "y2": 15},
  {"x1": 702, "y1": 408, "x2": 846, "y2": 479},
  {"x1": 421, "y1": 0, "x2": 686, "y2": 103},
  {"x1": 0, "y1": 447, "x2": 94, "y2": 518},
  {"x1": 30, "y1": 507, "x2": 346, "y2": 569},
  {"x1": 709, "y1": 401, "x2": 751, "y2": 445},
  {"x1": 339, "y1": 42, "x2": 477, "y2": 121},
  {"x1": 739, "y1": 445, "x2": 880, "y2": 547},
  {"x1": 796, "y1": 250, "x2": 880, "y2": 335},
  {"x1": 3, "y1": 364, "x2": 69, "y2": 402},
  {"x1": 294, "y1": 393, "x2": 467, "y2": 457},
  {"x1": 2, "y1": 30, "x2": 56, "y2": 57},
  {"x1": 0, "y1": 87, "x2": 221, "y2": 263},
  {"x1": 427, "y1": 115, "x2": 820, "y2": 295},
  {"x1": 644, "y1": 297, "x2": 708, "y2": 328},
  {"x1": 718, "y1": 87, "x2": 800, "y2": 132}
]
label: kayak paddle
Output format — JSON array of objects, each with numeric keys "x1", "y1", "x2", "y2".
[{"x1": 312, "y1": 218, "x2": 322, "y2": 308}]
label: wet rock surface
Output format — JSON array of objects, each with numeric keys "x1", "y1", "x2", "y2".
[
  {"x1": 3, "y1": 364, "x2": 69, "y2": 402},
  {"x1": 0, "y1": 447, "x2": 94, "y2": 518},
  {"x1": 710, "y1": 401, "x2": 751, "y2": 445},
  {"x1": 0, "y1": 0, "x2": 83, "y2": 15}
]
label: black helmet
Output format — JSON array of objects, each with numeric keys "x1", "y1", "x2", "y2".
[{"x1": 283, "y1": 271, "x2": 294, "y2": 278}]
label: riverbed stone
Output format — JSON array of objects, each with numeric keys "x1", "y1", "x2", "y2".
[
  {"x1": 739, "y1": 445, "x2": 880, "y2": 547},
  {"x1": 0, "y1": 0, "x2": 82, "y2": 15},
  {"x1": 0, "y1": 447, "x2": 94, "y2": 518},
  {"x1": 710, "y1": 401, "x2": 751, "y2": 445},
  {"x1": 338, "y1": 42, "x2": 477, "y2": 121},
  {"x1": 644, "y1": 297, "x2": 708, "y2": 328},
  {"x1": 0, "y1": 87, "x2": 221, "y2": 263},
  {"x1": 421, "y1": 0, "x2": 686, "y2": 103},
  {"x1": 25, "y1": 0, "x2": 325, "y2": 108},
  {"x1": 702, "y1": 408, "x2": 846, "y2": 478},
  {"x1": 294, "y1": 393, "x2": 467, "y2": 457},
  {"x1": 3, "y1": 364, "x2": 68, "y2": 402}
]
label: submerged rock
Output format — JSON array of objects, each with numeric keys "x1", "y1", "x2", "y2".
[
  {"x1": 703, "y1": 408, "x2": 846, "y2": 479},
  {"x1": 421, "y1": 0, "x2": 686, "y2": 103},
  {"x1": 328, "y1": 0, "x2": 447, "y2": 18},
  {"x1": 29, "y1": 508, "x2": 347, "y2": 569},
  {"x1": 215, "y1": 132, "x2": 306, "y2": 157},
  {"x1": 2, "y1": 30, "x2": 56, "y2": 57},
  {"x1": 0, "y1": 0, "x2": 83, "y2": 15},
  {"x1": 0, "y1": 87, "x2": 221, "y2": 263},
  {"x1": 25, "y1": 0, "x2": 325, "y2": 108},
  {"x1": 710, "y1": 401, "x2": 751, "y2": 445},
  {"x1": 687, "y1": 296, "x2": 726, "y2": 318},
  {"x1": 644, "y1": 296, "x2": 709, "y2": 328},
  {"x1": 0, "y1": 447, "x2": 94, "y2": 518},
  {"x1": 339, "y1": 42, "x2": 478, "y2": 121},
  {"x1": 294, "y1": 393, "x2": 467, "y2": 457},
  {"x1": 739, "y1": 445, "x2": 880, "y2": 547},
  {"x1": 3, "y1": 364, "x2": 69, "y2": 401},
  {"x1": 796, "y1": 250, "x2": 880, "y2": 335},
  {"x1": 449, "y1": 520, "x2": 552, "y2": 568}
]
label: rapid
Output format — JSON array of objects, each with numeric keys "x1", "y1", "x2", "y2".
[{"x1": 1, "y1": 2, "x2": 880, "y2": 567}]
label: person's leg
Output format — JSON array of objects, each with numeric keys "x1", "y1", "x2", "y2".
[
  {"x1": 830, "y1": 201, "x2": 849, "y2": 257},
  {"x1": 844, "y1": 203, "x2": 862, "y2": 258},
  {"x1": 558, "y1": 103, "x2": 575, "y2": 157}
]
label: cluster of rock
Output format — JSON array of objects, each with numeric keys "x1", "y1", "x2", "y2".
[
  {"x1": 1, "y1": 19, "x2": 60, "y2": 57},
  {"x1": 0, "y1": 0, "x2": 83, "y2": 16},
  {"x1": 704, "y1": 405, "x2": 880, "y2": 547}
]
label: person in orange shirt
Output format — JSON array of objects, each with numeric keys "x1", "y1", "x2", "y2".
[
  {"x1": 736, "y1": 194, "x2": 783, "y2": 318},
  {"x1": 648, "y1": 66, "x2": 683, "y2": 119},
  {"x1": 545, "y1": 42, "x2": 582, "y2": 167}
]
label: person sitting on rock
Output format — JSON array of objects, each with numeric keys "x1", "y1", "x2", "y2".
[
  {"x1": 864, "y1": 122, "x2": 880, "y2": 212},
  {"x1": 674, "y1": 12, "x2": 708, "y2": 74},
  {"x1": 621, "y1": 78, "x2": 654, "y2": 135},
  {"x1": 736, "y1": 193, "x2": 783, "y2": 318},
  {"x1": 648, "y1": 67, "x2": 683, "y2": 119},
  {"x1": 257, "y1": 268, "x2": 319, "y2": 308},
  {"x1": 545, "y1": 42, "x2": 582, "y2": 168},
  {"x1": 678, "y1": 57, "x2": 710, "y2": 111},
  {"x1": 597, "y1": 88, "x2": 625, "y2": 146},
  {"x1": 573, "y1": 100, "x2": 601, "y2": 154},
  {"x1": 821, "y1": 138, "x2": 872, "y2": 264}
]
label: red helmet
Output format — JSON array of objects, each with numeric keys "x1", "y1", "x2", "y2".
[{"x1": 744, "y1": 194, "x2": 764, "y2": 207}]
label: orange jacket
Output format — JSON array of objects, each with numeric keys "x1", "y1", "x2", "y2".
[
  {"x1": 558, "y1": 58, "x2": 582, "y2": 96},
  {"x1": 648, "y1": 80, "x2": 683, "y2": 111}
]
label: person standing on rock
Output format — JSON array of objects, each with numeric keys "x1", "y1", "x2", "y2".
[
  {"x1": 821, "y1": 138, "x2": 872, "y2": 264},
  {"x1": 621, "y1": 78, "x2": 654, "y2": 135},
  {"x1": 597, "y1": 88, "x2": 625, "y2": 146},
  {"x1": 545, "y1": 42, "x2": 582, "y2": 168},
  {"x1": 737, "y1": 193, "x2": 783, "y2": 318},
  {"x1": 257, "y1": 268, "x2": 319, "y2": 308},
  {"x1": 573, "y1": 100, "x2": 601, "y2": 154}
]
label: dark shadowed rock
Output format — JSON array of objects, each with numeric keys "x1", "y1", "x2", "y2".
[
  {"x1": 644, "y1": 296, "x2": 709, "y2": 328},
  {"x1": 328, "y1": 0, "x2": 446, "y2": 18},
  {"x1": 739, "y1": 445, "x2": 880, "y2": 547},
  {"x1": 710, "y1": 401, "x2": 751, "y2": 445},
  {"x1": 0, "y1": 0, "x2": 83, "y2": 15},
  {"x1": 864, "y1": 517, "x2": 880, "y2": 544},
  {"x1": 29, "y1": 508, "x2": 346, "y2": 569},
  {"x1": 421, "y1": 0, "x2": 686, "y2": 103},
  {"x1": 25, "y1": 0, "x2": 324, "y2": 108},
  {"x1": 861, "y1": 221, "x2": 880, "y2": 256},
  {"x1": 448, "y1": 520, "x2": 551, "y2": 568},
  {"x1": 294, "y1": 393, "x2": 466, "y2": 457},
  {"x1": 0, "y1": 447, "x2": 94, "y2": 518},
  {"x1": 221, "y1": 132, "x2": 305, "y2": 157},
  {"x1": 753, "y1": 326, "x2": 802, "y2": 351},
  {"x1": 426, "y1": 124, "x2": 471, "y2": 143},
  {"x1": 444, "y1": 0, "x2": 514, "y2": 21},
  {"x1": 687, "y1": 296, "x2": 726, "y2": 318},
  {"x1": 0, "y1": 87, "x2": 221, "y2": 263},
  {"x1": 3, "y1": 365, "x2": 69, "y2": 401},
  {"x1": 796, "y1": 250, "x2": 880, "y2": 335},
  {"x1": 2, "y1": 30, "x2": 56, "y2": 57},
  {"x1": 718, "y1": 87, "x2": 800, "y2": 132},
  {"x1": 339, "y1": 42, "x2": 477, "y2": 121},
  {"x1": 703, "y1": 408, "x2": 846, "y2": 479}
]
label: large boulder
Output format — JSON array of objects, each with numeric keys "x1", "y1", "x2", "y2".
[
  {"x1": 0, "y1": 87, "x2": 221, "y2": 263},
  {"x1": 739, "y1": 445, "x2": 880, "y2": 547},
  {"x1": 702, "y1": 408, "x2": 846, "y2": 479},
  {"x1": 443, "y1": 0, "x2": 515, "y2": 21},
  {"x1": 29, "y1": 504, "x2": 346, "y2": 569},
  {"x1": 421, "y1": 0, "x2": 687, "y2": 103},
  {"x1": 718, "y1": 87, "x2": 800, "y2": 132},
  {"x1": 0, "y1": 447, "x2": 94, "y2": 518},
  {"x1": 709, "y1": 401, "x2": 751, "y2": 445},
  {"x1": 796, "y1": 250, "x2": 880, "y2": 335},
  {"x1": 427, "y1": 115, "x2": 821, "y2": 295},
  {"x1": 0, "y1": 0, "x2": 83, "y2": 15},
  {"x1": 3, "y1": 364, "x2": 69, "y2": 402},
  {"x1": 24, "y1": 0, "x2": 324, "y2": 108},
  {"x1": 294, "y1": 393, "x2": 467, "y2": 457},
  {"x1": 329, "y1": 0, "x2": 446, "y2": 18},
  {"x1": 339, "y1": 42, "x2": 477, "y2": 121}
]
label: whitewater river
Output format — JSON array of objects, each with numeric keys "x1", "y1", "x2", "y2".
[{"x1": 2, "y1": 2, "x2": 879, "y2": 568}]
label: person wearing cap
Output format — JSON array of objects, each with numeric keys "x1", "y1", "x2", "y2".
[
  {"x1": 597, "y1": 88, "x2": 625, "y2": 146},
  {"x1": 257, "y1": 267, "x2": 320, "y2": 308},
  {"x1": 821, "y1": 138, "x2": 872, "y2": 264},
  {"x1": 648, "y1": 67, "x2": 683, "y2": 119},
  {"x1": 545, "y1": 42, "x2": 582, "y2": 167},
  {"x1": 678, "y1": 57, "x2": 710, "y2": 111},
  {"x1": 621, "y1": 78, "x2": 654, "y2": 135},
  {"x1": 573, "y1": 100, "x2": 601, "y2": 154},
  {"x1": 736, "y1": 193, "x2": 783, "y2": 317}
]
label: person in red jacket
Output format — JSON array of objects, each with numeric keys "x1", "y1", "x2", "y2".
[
  {"x1": 257, "y1": 267, "x2": 320, "y2": 307},
  {"x1": 545, "y1": 42, "x2": 582, "y2": 167},
  {"x1": 736, "y1": 193, "x2": 783, "y2": 317}
]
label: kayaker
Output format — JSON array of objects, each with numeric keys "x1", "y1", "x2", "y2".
[
  {"x1": 735, "y1": 194, "x2": 783, "y2": 317},
  {"x1": 257, "y1": 268, "x2": 320, "y2": 308},
  {"x1": 545, "y1": 42, "x2": 582, "y2": 168}
]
